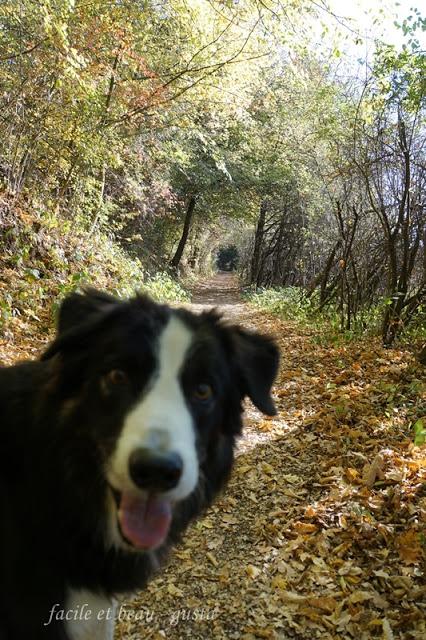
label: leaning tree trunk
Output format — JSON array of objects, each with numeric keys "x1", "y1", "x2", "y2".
[
  {"x1": 271, "y1": 210, "x2": 286, "y2": 286},
  {"x1": 170, "y1": 194, "x2": 197, "y2": 270},
  {"x1": 250, "y1": 200, "x2": 267, "y2": 285},
  {"x1": 307, "y1": 240, "x2": 340, "y2": 301}
]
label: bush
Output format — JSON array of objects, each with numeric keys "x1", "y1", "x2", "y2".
[
  {"x1": 141, "y1": 272, "x2": 190, "y2": 303},
  {"x1": 245, "y1": 286, "x2": 313, "y2": 322},
  {"x1": 0, "y1": 193, "x2": 189, "y2": 344},
  {"x1": 246, "y1": 286, "x2": 426, "y2": 349}
]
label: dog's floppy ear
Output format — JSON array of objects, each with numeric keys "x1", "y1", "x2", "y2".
[
  {"x1": 41, "y1": 289, "x2": 121, "y2": 361},
  {"x1": 230, "y1": 327, "x2": 279, "y2": 416},
  {"x1": 57, "y1": 287, "x2": 118, "y2": 335}
]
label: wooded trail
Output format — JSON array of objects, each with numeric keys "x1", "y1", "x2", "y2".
[
  {"x1": 1, "y1": 1, "x2": 424, "y2": 636},
  {"x1": 117, "y1": 275, "x2": 426, "y2": 640}
]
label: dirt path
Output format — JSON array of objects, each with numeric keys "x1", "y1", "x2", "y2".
[
  {"x1": 117, "y1": 274, "x2": 425, "y2": 640},
  {"x1": 116, "y1": 272, "x2": 294, "y2": 640},
  {"x1": 190, "y1": 272, "x2": 245, "y2": 315}
]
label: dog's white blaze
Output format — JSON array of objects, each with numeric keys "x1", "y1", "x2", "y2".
[
  {"x1": 65, "y1": 589, "x2": 115, "y2": 640},
  {"x1": 108, "y1": 315, "x2": 197, "y2": 503}
]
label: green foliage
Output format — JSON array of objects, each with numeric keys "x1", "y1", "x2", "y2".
[
  {"x1": 373, "y1": 41, "x2": 426, "y2": 110},
  {"x1": 245, "y1": 287, "x2": 314, "y2": 321},
  {"x1": 1, "y1": 0, "x2": 424, "y2": 354},
  {"x1": 413, "y1": 419, "x2": 426, "y2": 446},
  {"x1": 0, "y1": 0, "x2": 314, "y2": 267},
  {"x1": 141, "y1": 272, "x2": 190, "y2": 303},
  {"x1": 246, "y1": 286, "x2": 424, "y2": 347},
  {"x1": 217, "y1": 245, "x2": 238, "y2": 271},
  {"x1": 402, "y1": 306, "x2": 426, "y2": 342},
  {"x1": 0, "y1": 191, "x2": 188, "y2": 342}
]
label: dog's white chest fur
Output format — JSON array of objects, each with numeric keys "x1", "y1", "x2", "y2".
[{"x1": 65, "y1": 589, "x2": 116, "y2": 640}]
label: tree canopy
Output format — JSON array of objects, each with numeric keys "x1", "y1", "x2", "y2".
[{"x1": 0, "y1": 0, "x2": 425, "y2": 346}]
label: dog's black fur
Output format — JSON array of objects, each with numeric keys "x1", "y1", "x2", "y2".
[{"x1": 0, "y1": 289, "x2": 279, "y2": 639}]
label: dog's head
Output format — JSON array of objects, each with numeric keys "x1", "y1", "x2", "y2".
[{"x1": 42, "y1": 289, "x2": 279, "y2": 552}]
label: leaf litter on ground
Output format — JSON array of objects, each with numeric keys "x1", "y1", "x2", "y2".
[
  {"x1": 116, "y1": 301, "x2": 425, "y2": 640},
  {"x1": 1, "y1": 276, "x2": 424, "y2": 640}
]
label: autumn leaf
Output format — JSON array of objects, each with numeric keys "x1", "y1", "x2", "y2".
[
  {"x1": 307, "y1": 596, "x2": 337, "y2": 613},
  {"x1": 293, "y1": 521, "x2": 318, "y2": 534},
  {"x1": 362, "y1": 453, "x2": 385, "y2": 488},
  {"x1": 395, "y1": 529, "x2": 423, "y2": 565},
  {"x1": 167, "y1": 583, "x2": 184, "y2": 597},
  {"x1": 246, "y1": 565, "x2": 261, "y2": 580}
]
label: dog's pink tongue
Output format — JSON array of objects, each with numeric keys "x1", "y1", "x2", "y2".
[{"x1": 119, "y1": 493, "x2": 172, "y2": 550}]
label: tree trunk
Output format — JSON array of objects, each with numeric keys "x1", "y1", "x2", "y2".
[
  {"x1": 250, "y1": 200, "x2": 267, "y2": 285},
  {"x1": 88, "y1": 164, "x2": 106, "y2": 237},
  {"x1": 170, "y1": 195, "x2": 197, "y2": 269},
  {"x1": 382, "y1": 116, "x2": 412, "y2": 347},
  {"x1": 271, "y1": 211, "x2": 286, "y2": 285},
  {"x1": 307, "y1": 240, "x2": 340, "y2": 300}
]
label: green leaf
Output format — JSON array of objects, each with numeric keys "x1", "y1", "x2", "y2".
[{"x1": 413, "y1": 419, "x2": 426, "y2": 446}]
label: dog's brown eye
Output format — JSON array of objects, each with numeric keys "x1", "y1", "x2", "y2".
[
  {"x1": 193, "y1": 383, "x2": 213, "y2": 402},
  {"x1": 105, "y1": 370, "x2": 128, "y2": 386}
]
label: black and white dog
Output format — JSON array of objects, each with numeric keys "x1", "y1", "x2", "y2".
[{"x1": 0, "y1": 289, "x2": 279, "y2": 639}]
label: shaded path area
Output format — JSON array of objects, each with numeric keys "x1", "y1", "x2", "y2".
[
  {"x1": 190, "y1": 271, "x2": 243, "y2": 311},
  {"x1": 189, "y1": 272, "x2": 260, "y2": 328},
  {"x1": 117, "y1": 274, "x2": 426, "y2": 640}
]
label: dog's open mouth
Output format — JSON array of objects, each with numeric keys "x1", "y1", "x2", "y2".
[{"x1": 111, "y1": 489, "x2": 172, "y2": 550}]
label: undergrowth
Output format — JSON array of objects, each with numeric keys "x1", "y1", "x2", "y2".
[
  {"x1": 246, "y1": 286, "x2": 426, "y2": 349},
  {"x1": 0, "y1": 192, "x2": 189, "y2": 343},
  {"x1": 141, "y1": 272, "x2": 190, "y2": 304}
]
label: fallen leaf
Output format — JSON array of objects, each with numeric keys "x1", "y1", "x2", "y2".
[
  {"x1": 293, "y1": 521, "x2": 318, "y2": 534},
  {"x1": 206, "y1": 552, "x2": 218, "y2": 567},
  {"x1": 382, "y1": 618, "x2": 394, "y2": 640},
  {"x1": 307, "y1": 596, "x2": 337, "y2": 613},
  {"x1": 167, "y1": 583, "x2": 184, "y2": 597},
  {"x1": 362, "y1": 453, "x2": 385, "y2": 488},
  {"x1": 395, "y1": 529, "x2": 423, "y2": 564},
  {"x1": 246, "y1": 565, "x2": 261, "y2": 579}
]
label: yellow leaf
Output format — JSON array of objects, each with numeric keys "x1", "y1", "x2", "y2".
[
  {"x1": 206, "y1": 552, "x2": 218, "y2": 567},
  {"x1": 238, "y1": 465, "x2": 252, "y2": 474},
  {"x1": 271, "y1": 576, "x2": 287, "y2": 590},
  {"x1": 258, "y1": 420, "x2": 275, "y2": 432},
  {"x1": 279, "y1": 591, "x2": 307, "y2": 603},
  {"x1": 246, "y1": 565, "x2": 261, "y2": 579},
  {"x1": 368, "y1": 618, "x2": 384, "y2": 627},
  {"x1": 345, "y1": 467, "x2": 359, "y2": 482},
  {"x1": 282, "y1": 474, "x2": 301, "y2": 484},
  {"x1": 304, "y1": 505, "x2": 317, "y2": 518},
  {"x1": 294, "y1": 521, "x2": 318, "y2": 534},
  {"x1": 348, "y1": 590, "x2": 372, "y2": 604},
  {"x1": 395, "y1": 529, "x2": 423, "y2": 564},
  {"x1": 167, "y1": 583, "x2": 184, "y2": 597},
  {"x1": 298, "y1": 607, "x2": 323, "y2": 623},
  {"x1": 382, "y1": 618, "x2": 394, "y2": 640}
]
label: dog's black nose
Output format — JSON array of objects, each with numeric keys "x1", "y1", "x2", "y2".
[{"x1": 128, "y1": 448, "x2": 183, "y2": 492}]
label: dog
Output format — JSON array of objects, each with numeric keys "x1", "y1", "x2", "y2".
[{"x1": 0, "y1": 288, "x2": 279, "y2": 639}]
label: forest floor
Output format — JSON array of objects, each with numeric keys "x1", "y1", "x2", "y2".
[
  {"x1": 117, "y1": 273, "x2": 426, "y2": 640},
  {"x1": 0, "y1": 273, "x2": 424, "y2": 640}
]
